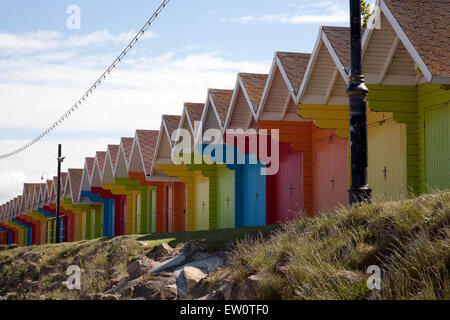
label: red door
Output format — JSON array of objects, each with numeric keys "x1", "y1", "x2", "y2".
[
  {"x1": 166, "y1": 184, "x2": 174, "y2": 233},
  {"x1": 268, "y1": 142, "x2": 303, "y2": 224}
]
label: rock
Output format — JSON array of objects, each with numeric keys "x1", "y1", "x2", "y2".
[
  {"x1": 246, "y1": 274, "x2": 263, "y2": 295},
  {"x1": 148, "y1": 253, "x2": 188, "y2": 275},
  {"x1": 333, "y1": 270, "x2": 365, "y2": 283},
  {"x1": 206, "y1": 280, "x2": 250, "y2": 300},
  {"x1": 87, "y1": 293, "x2": 120, "y2": 300},
  {"x1": 130, "y1": 279, "x2": 177, "y2": 300},
  {"x1": 24, "y1": 263, "x2": 40, "y2": 280},
  {"x1": 5, "y1": 292, "x2": 18, "y2": 300},
  {"x1": 182, "y1": 240, "x2": 208, "y2": 254},
  {"x1": 19, "y1": 280, "x2": 40, "y2": 292},
  {"x1": 149, "y1": 242, "x2": 174, "y2": 260},
  {"x1": 183, "y1": 266, "x2": 207, "y2": 290},
  {"x1": 173, "y1": 256, "x2": 224, "y2": 298},
  {"x1": 192, "y1": 251, "x2": 210, "y2": 261},
  {"x1": 128, "y1": 256, "x2": 155, "y2": 279}
]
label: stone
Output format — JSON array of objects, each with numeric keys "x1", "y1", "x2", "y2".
[
  {"x1": 128, "y1": 256, "x2": 155, "y2": 279},
  {"x1": 148, "y1": 253, "x2": 187, "y2": 275},
  {"x1": 333, "y1": 270, "x2": 365, "y2": 283},
  {"x1": 182, "y1": 240, "x2": 208, "y2": 254},
  {"x1": 5, "y1": 292, "x2": 18, "y2": 300},
  {"x1": 87, "y1": 293, "x2": 120, "y2": 300},
  {"x1": 183, "y1": 266, "x2": 207, "y2": 290},
  {"x1": 149, "y1": 242, "x2": 174, "y2": 260},
  {"x1": 246, "y1": 274, "x2": 263, "y2": 295},
  {"x1": 24, "y1": 263, "x2": 40, "y2": 280},
  {"x1": 131, "y1": 279, "x2": 177, "y2": 300}
]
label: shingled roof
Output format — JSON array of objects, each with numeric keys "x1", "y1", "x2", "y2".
[
  {"x1": 121, "y1": 138, "x2": 135, "y2": 162},
  {"x1": 384, "y1": 0, "x2": 449, "y2": 77},
  {"x1": 107, "y1": 145, "x2": 120, "y2": 168},
  {"x1": 85, "y1": 157, "x2": 95, "y2": 177},
  {"x1": 322, "y1": 26, "x2": 350, "y2": 69},
  {"x1": 277, "y1": 52, "x2": 311, "y2": 90},
  {"x1": 136, "y1": 130, "x2": 159, "y2": 175},
  {"x1": 184, "y1": 103, "x2": 204, "y2": 128},
  {"x1": 209, "y1": 89, "x2": 233, "y2": 125},
  {"x1": 163, "y1": 115, "x2": 181, "y2": 143},
  {"x1": 96, "y1": 151, "x2": 107, "y2": 173},
  {"x1": 68, "y1": 169, "x2": 83, "y2": 201},
  {"x1": 239, "y1": 73, "x2": 269, "y2": 110}
]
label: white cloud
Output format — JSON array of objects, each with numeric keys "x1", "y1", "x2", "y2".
[
  {"x1": 0, "y1": 170, "x2": 28, "y2": 204},
  {"x1": 0, "y1": 29, "x2": 158, "y2": 55},
  {"x1": 0, "y1": 138, "x2": 118, "y2": 204},
  {"x1": 225, "y1": 0, "x2": 349, "y2": 24},
  {"x1": 0, "y1": 29, "x2": 270, "y2": 205}
]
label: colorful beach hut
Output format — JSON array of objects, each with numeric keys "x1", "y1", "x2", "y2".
[
  {"x1": 257, "y1": 51, "x2": 314, "y2": 220},
  {"x1": 362, "y1": 0, "x2": 449, "y2": 194}
]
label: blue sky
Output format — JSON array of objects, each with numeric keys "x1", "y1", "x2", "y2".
[{"x1": 0, "y1": 0, "x2": 375, "y2": 203}]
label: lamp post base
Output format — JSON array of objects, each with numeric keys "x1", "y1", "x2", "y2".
[{"x1": 348, "y1": 187, "x2": 372, "y2": 205}]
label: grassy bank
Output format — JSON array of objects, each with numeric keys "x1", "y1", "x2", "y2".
[{"x1": 226, "y1": 191, "x2": 449, "y2": 300}]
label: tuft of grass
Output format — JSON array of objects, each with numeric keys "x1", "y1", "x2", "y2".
[{"x1": 227, "y1": 191, "x2": 450, "y2": 300}]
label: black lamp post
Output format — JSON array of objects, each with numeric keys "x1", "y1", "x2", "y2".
[
  {"x1": 55, "y1": 144, "x2": 65, "y2": 243},
  {"x1": 347, "y1": 0, "x2": 371, "y2": 204}
]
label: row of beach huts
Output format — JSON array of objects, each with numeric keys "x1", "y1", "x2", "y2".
[{"x1": 1, "y1": 0, "x2": 448, "y2": 246}]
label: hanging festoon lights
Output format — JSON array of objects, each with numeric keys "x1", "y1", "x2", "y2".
[{"x1": 0, "y1": 0, "x2": 170, "y2": 160}]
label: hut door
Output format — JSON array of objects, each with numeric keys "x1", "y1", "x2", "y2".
[
  {"x1": 274, "y1": 143, "x2": 303, "y2": 223},
  {"x1": 195, "y1": 173, "x2": 209, "y2": 230},
  {"x1": 81, "y1": 212, "x2": 86, "y2": 240},
  {"x1": 217, "y1": 167, "x2": 235, "y2": 229},
  {"x1": 368, "y1": 118, "x2": 406, "y2": 199},
  {"x1": 243, "y1": 164, "x2": 266, "y2": 226},
  {"x1": 151, "y1": 189, "x2": 156, "y2": 233},
  {"x1": 90, "y1": 209, "x2": 96, "y2": 239},
  {"x1": 136, "y1": 192, "x2": 141, "y2": 234},
  {"x1": 166, "y1": 185, "x2": 174, "y2": 233},
  {"x1": 315, "y1": 135, "x2": 348, "y2": 213},
  {"x1": 425, "y1": 104, "x2": 450, "y2": 191}
]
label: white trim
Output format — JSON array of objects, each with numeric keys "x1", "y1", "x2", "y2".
[
  {"x1": 324, "y1": 68, "x2": 339, "y2": 105},
  {"x1": 276, "y1": 55, "x2": 297, "y2": 102},
  {"x1": 208, "y1": 94, "x2": 227, "y2": 132},
  {"x1": 146, "y1": 176, "x2": 180, "y2": 182},
  {"x1": 321, "y1": 30, "x2": 349, "y2": 84},
  {"x1": 223, "y1": 76, "x2": 241, "y2": 130},
  {"x1": 379, "y1": 35, "x2": 399, "y2": 84},
  {"x1": 150, "y1": 121, "x2": 167, "y2": 176},
  {"x1": 198, "y1": 95, "x2": 211, "y2": 139},
  {"x1": 431, "y1": 76, "x2": 450, "y2": 85},
  {"x1": 296, "y1": 27, "x2": 323, "y2": 104},
  {"x1": 280, "y1": 93, "x2": 292, "y2": 121},
  {"x1": 238, "y1": 76, "x2": 259, "y2": 121},
  {"x1": 380, "y1": 0, "x2": 432, "y2": 82},
  {"x1": 127, "y1": 136, "x2": 146, "y2": 175},
  {"x1": 256, "y1": 54, "x2": 278, "y2": 121}
]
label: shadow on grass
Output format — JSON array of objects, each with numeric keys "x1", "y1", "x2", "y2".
[{"x1": 136, "y1": 225, "x2": 277, "y2": 251}]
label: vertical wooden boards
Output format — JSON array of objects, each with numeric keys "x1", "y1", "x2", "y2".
[
  {"x1": 418, "y1": 84, "x2": 450, "y2": 192},
  {"x1": 313, "y1": 128, "x2": 348, "y2": 213},
  {"x1": 424, "y1": 103, "x2": 450, "y2": 191},
  {"x1": 195, "y1": 172, "x2": 210, "y2": 230},
  {"x1": 368, "y1": 116, "x2": 407, "y2": 199},
  {"x1": 217, "y1": 166, "x2": 235, "y2": 228},
  {"x1": 266, "y1": 142, "x2": 303, "y2": 224}
]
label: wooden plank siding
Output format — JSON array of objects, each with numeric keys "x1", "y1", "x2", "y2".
[{"x1": 257, "y1": 121, "x2": 314, "y2": 215}]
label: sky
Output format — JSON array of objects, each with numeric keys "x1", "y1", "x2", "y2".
[{"x1": 0, "y1": 0, "x2": 375, "y2": 204}]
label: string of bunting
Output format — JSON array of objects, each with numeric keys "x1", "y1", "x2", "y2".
[{"x1": 0, "y1": 0, "x2": 170, "y2": 159}]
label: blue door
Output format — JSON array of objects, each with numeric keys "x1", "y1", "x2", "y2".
[{"x1": 242, "y1": 163, "x2": 266, "y2": 226}]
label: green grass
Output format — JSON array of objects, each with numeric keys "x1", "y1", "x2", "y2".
[
  {"x1": 226, "y1": 191, "x2": 450, "y2": 300},
  {"x1": 0, "y1": 225, "x2": 270, "y2": 300},
  {"x1": 137, "y1": 226, "x2": 274, "y2": 251}
]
